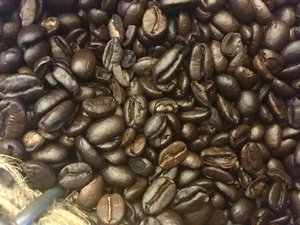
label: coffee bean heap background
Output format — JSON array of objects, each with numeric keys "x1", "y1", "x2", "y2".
[{"x1": 0, "y1": 0, "x2": 300, "y2": 224}]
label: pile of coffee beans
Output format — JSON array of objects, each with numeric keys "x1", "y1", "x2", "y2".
[{"x1": 0, "y1": 0, "x2": 300, "y2": 224}]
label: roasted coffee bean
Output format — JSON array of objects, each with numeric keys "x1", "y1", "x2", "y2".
[
  {"x1": 22, "y1": 130, "x2": 45, "y2": 152},
  {"x1": 129, "y1": 157, "x2": 154, "y2": 176},
  {"x1": 142, "y1": 177, "x2": 176, "y2": 215},
  {"x1": 152, "y1": 45, "x2": 184, "y2": 83},
  {"x1": 287, "y1": 97, "x2": 300, "y2": 129},
  {"x1": 86, "y1": 115, "x2": 125, "y2": 145},
  {"x1": 108, "y1": 14, "x2": 124, "y2": 42},
  {"x1": 82, "y1": 96, "x2": 117, "y2": 118},
  {"x1": 97, "y1": 193, "x2": 126, "y2": 225},
  {"x1": 75, "y1": 136, "x2": 106, "y2": 169},
  {"x1": 142, "y1": 6, "x2": 168, "y2": 40},
  {"x1": 201, "y1": 147, "x2": 237, "y2": 169},
  {"x1": 230, "y1": 198, "x2": 255, "y2": 224},
  {"x1": 229, "y1": 124, "x2": 251, "y2": 148},
  {"x1": 264, "y1": 19, "x2": 289, "y2": 52},
  {"x1": 58, "y1": 162, "x2": 93, "y2": 189},
  {"x1": 265, "y1": 124, "x2": 282, "y2": 150},
  {"x1": 102, "y1": 148, "x2": 127, "y2": 165},
  {"x1": 241, "y1": 142, "x2": 264, "y2": 174},
  {"x1": 31, "y1": 143, "x2": 69, "y2": 164},
  {"x1": 102, "y1": 37, "x2": 123, "y2": 71},
  {"x1": 77, "y1": 176, "x2": 104, "y2": 210},
  {"x1": 189, "y1": 43, "x2": 213, "y2": 81},
  {"x1": 102, "y1": 165, "x2": 136, "y2": 188},
  {"x1": 268, "y1": 182, "x2": 288, "y2": 212},
  {"x1": 281, "y1": 40, "x2": 300, "y2": 64},
  {"x1": 0, "y1": 139, "x2": 25, "y2": 159},
  {"x1": 158, "y1": 141, "x2": 187, "y2": 169},
  {"x1": 215, "y1": 94, "x2": 240, "y2": 124},
  {"x1": 0, "y1": 74, "x2": 44, "y2": 101},
  {"x1": 71, "y1": 49, "x2": 96, "y2": 80},
  {"x1": 17, "y1": 25, "x2": 47, "y2": 48},
  {"x1": 0, "y1": 99, "x2": 26, "y2": 140},
  {"x1": 38, "y1": 100, "x2": 75, "y2": 133},
  {"x1": 124, "y1": 95, "x2": 148, "y2": 128},
  {"x1": 124, "y1": 177, "x2": 148, "y2": 202},
  {"x1": 19, "y1": 0, "x2": 43, "y2": 26},
  {"x1": 125, "y1": 135, "x2": 146, "y2": 157},
  {"x1": 0, "y1": 47, "x2": 23, "y2": 73},
  {"x1": 22, "y1": 160, "x2": 56, "y2": 190},
  {"x1": 202, "y1": 166, "x2": 235, "y2": 184},
  {"x1": 171, "y1": 185, "x2": 209, "y2": 214}
]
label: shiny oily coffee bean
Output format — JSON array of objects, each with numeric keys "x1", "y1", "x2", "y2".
[
  {"x1": 58, "y1": 162, "x2": 93, "y2": 189},
  {"x1": 0, "y1": 73, "x2": 44, "y2": 101},
  {"x1": 64, "y1": 115, "x2": 91, "y2": 137},
  {"x1": 82, "y1": 96, "x2": 117, "y2": 118},
  {"x1": 75, "y1": 136, "x2": 106, "y2": 169},
  {"x1": 171, "y1": 185, "x2": 209, "y2": 215},
  {"x1": 149, "y1": 98, "x2": 178, "y2": 114},
  {"x1": 102, "y1": 165, "x2": 136, "y2": 188},
  {"x1": 97, "y1": 193, "x2": 126, "y2": 225},
  {"x1": 125, "y1": 135, "x2": 146, "y2": 157},
  {"x1": 142, "y1": 6, "x2": 168, "y2": 40},
  {"x1": 71, "y1": 49, "x2": 96, "y2": 80},
  {"x1": 236, "y1": 91, "x2": 260, "y2": 117},
  {"x1": 142, "y1": 177, "x2": 176, "y2": 215},
  {"x1": 86, "y1": 115, "x2": 125, "y2": 145},
  {"x1": 124, "y1": 95, "x2": 148, "y2": 128},
  {"x1": 268, "y1": 182, "x2": 288, "y2": 212},
  {"x1": 152, "y1": 45, "x2": 184, "y2": 83},
  {"x1": 128, "y1": 157, "x2": 154, "y2": 177},
  {"x1": 158, "y1": 141, "x2": 188, "y2": 169},
  {"x1": 202, "y1": 166, "x2": 235, "y2": 185},
  {"x1": 229, "y1": 124, "x2": 251, "y2": 148},
  {"x1": 0, "y1": 139, "x2": 26, "y2": 159},
  {"x1": 189, "y1": 43, "x2": 213, "y2": 81},
  {"x1": 102, "y1": 37, "x2": 123, "y2": 71},
  {"x1": 230, "y1": 198, "x2": 255, "y2": 224},
  {"x1": 215, "y1": 94, "x2": 240, "y2": 124},
  {"x1": 201, "y1": 147, "x2": 237, "y2": 169},
  {"x1": 38, "y1": 100, "x2": 75, "y2": 133},
  {"x1": 264, "y1": 124, "x2": 282, "y2": 150},
  {"x1": 22, "y1": 130, "x2": 45, "y2": 152},
  {"x1": 139, "y1": 217, "x2": 161, "y2": 225},
  {"x1": 241, "y1": 142, "x2": 264, "y2": 174},
  {"x1": 31, "y1": 143, "x2": 69, "y2": 164},
  {"x1": 124, "y1": 177, "x2": 148, "y2": 202},
  {"x1": 77, "y1": 176, "x2": 104, "y2": 210}
]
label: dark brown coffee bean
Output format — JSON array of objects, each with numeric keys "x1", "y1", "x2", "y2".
[
  {"x1": 158, "y1": 141, "x2": 188, "y2": 169},
  {"x1": 281, "y1": 40, "x2": 300, "y2": 64},
  {"x1": 171, "y1": 185, "x2": 209, "y2": 214},
  {"x1": 86, "y1": 115, "x2": 125, "y2": 145},
  {"x1": 153, "y1": 45, "x2": 184, "y2": 83},
  {"x1": 230, "y1": 198, "x2": 255, "y2": 224},
  {"x1": 142, "y1": 6, "x2": 168, "y2": 40},
  {"x1": 102, "y1": 37, "x2": 123, "y2": 71},
  {"x1": 215, "y1": 181, "x2": 240, "y2": 202},
  {"x1": 215, "y1": 94, "x2": 240, "y2": 124},
  {"x1": 228, "y1": 0, "x2": 255, "y2": 23},
  {"x1": 82, "y1": 96, "x2": 117, "y2": 118},
  {"x1": 0, "y1": 74, "x2": 44, "y2": 101},
  {"x1": 201, "y1": 147, "x2": 237, "y2": 169},
  {"x1": 58, "y1": 162, "x2": 93, "y2": 189},
  {"x1": 287, "y1": 97, "x2": 300, "y2": 129},
  {"x1": 264, "y1": 19, "x2": 289, "y2": 52},
  {"x1": 102, "y1": 165, "x2": 136, "y2": 188},
  {"x1": 268, "y1": 182, "x2": 288, "y2": 212},
  {"x1": 71, "y1": 49, "x2": 96, "y2": 80},
  {"x1": 212, "y1": 10, "x2": 240, "y2": 34},
  {"x1": 159, "y1": 0, "x2": 198, "y2": 11},
  {"x1": 241, "y1": 142, "x2": 264, "y2": 174},
  {"x1": 75, "y1": 136, "x2": 106, "y2": 169},
  {"x1": 124, "y1": 95, "x2": 148, "y2": 128},
  {"x1": 22, "y1": 160, "x2": 56, "y2": 190},
  {"x1": 0, "y1": 99, "x2": 26, "y2": 140},
  {"x1": 0, "y1": 47, "x2": 23, "y2": 73},
  {"x1": 142, "y1": 177, "x2": 176, "y2": 215},
  {"x1": 0, "y1": 139, "x2": 25, "y2": 159},
  {"x1": 229, "y1": 124, "x2": 251, "y2": 148},
  {"x1": 265, "y1": 124, "x2": 282, "y2": 150},
  {"x1": 96, "y1": 193, "x2": 126, "y2": 225},
  {"x1": 17, "y1": 25, "x2": 47, "y2": 48},
  {"x1": 31, "y1": 143, "x2": 69, "y2": 164},
  {"x1": 102, "y1": 148, "x2": 127, "y2": 165},
  {"x1": 77, "y1": 176, "x2": 104, "y2": 210},
  {"x1": 22, "y1": 130, "x2": 45, "y2": 152},
  {"x1": 124, "y1": 177, "x2": 148, "y2": 202},
  {"x1": 125, "y1": 135, "x2": 146, "y2": 157},
  {"x1": 189, "y1": 43, "x2": 213, "y2": 81},
  {"x1": 234, "y1": 66, "x2": 259, "y2": 89},
  {"x1": 252, "y1": 0, "x2": 273, "y2": 24},
  {"x1": 38, "y1": 100, "x2": 75, "y2": 133}
]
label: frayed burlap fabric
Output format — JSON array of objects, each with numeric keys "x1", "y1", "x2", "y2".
[{"x1": 0, "y1": 154, "x2": 91, "y2": 225}]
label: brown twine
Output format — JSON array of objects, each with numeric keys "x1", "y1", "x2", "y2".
[{"x1": 0, "y1": 154, "x2": 91, "y2": 225}]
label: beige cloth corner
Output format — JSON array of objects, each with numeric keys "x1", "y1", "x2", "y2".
[{"x1": 0, "y1": 154, "x2": 91, "y2": 225}]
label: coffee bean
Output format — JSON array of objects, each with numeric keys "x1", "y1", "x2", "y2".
[
  {"x1": 31, "y1": 143, "x2": 69, "y2": 164},
  {"x1": 82, "y1": 96, "x2": 117, "y2": 118},
  {"x1": 158, "y1": 141, "x2": 188, "y2": 169},
  {"x1": 58, "y1": 162, "x2": 93, "y2": 189},
  {"x1": 22, "y1": 160, "x2": 56, "y2": 190},
  {"x1": 189, "y1": 43, "x2": 213, "y2": 81},
  {"x1": 77, "y1": 176, "x2": 104, "y2": 210},
  {"x1": 264, "y1": 19, "x2": 289, "y2": 52},
  {"x1": 201, "y1": 147, "x2": 237, "y2": 169},
  {"x1": 0, "y1": 139, "x2": 25, "y2": 159},
  {"x1": 102, "y1": 37, "x2": 123, "y2": 71},
  {"x1": 86, "y1": 115, "x2": 125, "y2": 145},
  {"x1": 142, "y1": 177, "x2": 176, "y2": 215},
  {"x1": 268, "y1": 182, "x2": 288, "y2": 212},
  {"x1": 102, "y1": 165, "x2": 136, "y2": 188},
  {"x1": 241, "y1": 142, "x2": 264, "y2": 174},
  {"x1": 71, "y1": 49, "x2": 96, "y2": 80},
  {"x1": 230, "y1": 198, "x2": 255, "y2": 224},
  {"x1": 142, "y1": 6, "x2": 168, "y2": 40},
  {"x1": 96, "y1": 193, "x2": 126, "y2": 225}
]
